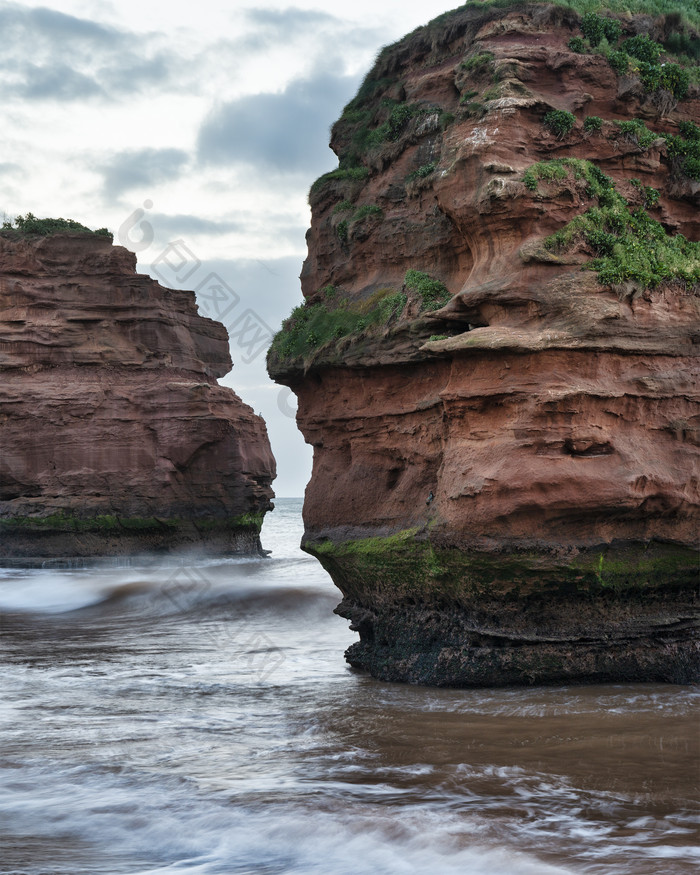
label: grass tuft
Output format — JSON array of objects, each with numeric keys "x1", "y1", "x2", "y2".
[
  {"x1": 269, "y1": 288, "x2": 407, "y2": 363},
  {"x1": 523, "y1": 157, "x2": 592, "y2": 191},
  {"x1": 332, "y1": 200, "x2": 354, "y2": 214},
  {"x1": 663, "y1": 123, "x2": 700, "y2": 180},
  {"x1": 584, "y1": 115, "x2": 603, "y2": 132},
  {"x1": 309, "y1": 167, "x2": 369, "y2": 202},
  {"x1": 525, "y1": 158, "x2": 700, "y2": 288},
  {"x1": 615, "y1": 118, "x2": 659, "y2": 150},
  {"x1": 404, "y1": 269, "x2": 451, "y2": 311},
  {"x1": 352, "y1": 204, "x2": 384, "y2": 221},
  {"x1": 543, "y1": 110, "x2": 576, "y2": 138},
  {"x1": 406, "y1": 162, "x2": 437, "y2": 181}
]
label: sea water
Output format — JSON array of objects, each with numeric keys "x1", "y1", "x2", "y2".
[{"x1": 0, "y1": 498, "x2": 697, "y2": 874}]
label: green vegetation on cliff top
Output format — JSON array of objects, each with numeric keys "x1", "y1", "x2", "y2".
[
  {"x1": 431, "y1": 2, "x2": 700, "y2": 32},
  {"x1": 567, "y1": 17, "x2": 697, "y2": 93},
  {"x1": 2, "y1": 213, "x2": 113, "y2": 239},
  {"x1": 357, "y1": 0, "x2": 700, "y2": 109},
  {"x1": 308, "y1": 1, "x2": 699, "y2": 200}
]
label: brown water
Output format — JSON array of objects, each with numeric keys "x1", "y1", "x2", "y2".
[{"x1": 0, "y1": 499, "x2": 697, "y2": 874}]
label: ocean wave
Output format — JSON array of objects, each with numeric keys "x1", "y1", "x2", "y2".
[{"x1": 0, "y1": 559, "x2": 335, "y2": 617}]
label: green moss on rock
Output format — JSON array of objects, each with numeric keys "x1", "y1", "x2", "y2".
[
  {"x1": 305, "y1": 529, "x2": 699, "y2": 606},
  {"x1": 0, "y1": 512, "x2": 265, "y2": 535}
]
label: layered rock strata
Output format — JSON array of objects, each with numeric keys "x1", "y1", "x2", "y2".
[
  {"x1": 0, "y1": 232, "x2": 275, "y2": 559},
  {"x1": 269, "y1": 1, "x2": 700, "y2": 685}
]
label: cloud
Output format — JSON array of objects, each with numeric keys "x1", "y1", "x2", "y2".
[
  {"x1": 99, "y1": 148, "x2": 190, "y2": 199},
  {"x1": 18, "y1": 62, "x2": 106, "y2": 100},
  {"x1": 239, "y1": 6, "x2": 338, "y2": 47},
  {"x1": 146, "y1": 213, "x2": 244, "y2": 237},
  {"x1": 0, "y1": 163, "x2": 24, "y2": 176},
  {"x1": 244, "y1": 7, "x2": 339, "y2": 31},
  {"x1": 197, "y1": 70, "x2": 361, "y2": 173},
  {"x1": 0, "y1": 3, "x2": 182, "y2": 101},
  {"x1": 228, "y1": 8, "x2": 386, "y2": 72},
  {"x1": 0, "y1": 5, "x2": 124, "y2": 49},
  {"x1": 201, "y1": 256, "x2": 304, "y2": 327},
  {"x1": 100, "y1": 53, "x2": 180, "y2": 94},
  {"x1": 0, "y1": 3, "x2": 384, "y2": 107}
]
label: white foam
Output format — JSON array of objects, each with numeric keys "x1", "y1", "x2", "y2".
[{"x1": 0, "y1": 762, "x2": 577, "y2": 875}]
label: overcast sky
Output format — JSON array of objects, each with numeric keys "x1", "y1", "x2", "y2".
[{"x1": 0, "y1": 0, "x2": 457, "y2": 496}]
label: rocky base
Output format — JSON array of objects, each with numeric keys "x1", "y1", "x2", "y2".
[
  {"x1": 337, "y1": 600, "x2": 698, "y2": 687},
  {"x1": 308, "y1": 532, "x2": 699, "y2": 686}
]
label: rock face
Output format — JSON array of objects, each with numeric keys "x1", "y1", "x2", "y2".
[
  {"x1": 0, "y1": 231, "x2": 275, "y2": 559},
  {"x1": 269, "y1": 2, "x2": 700, "y2": 685}
]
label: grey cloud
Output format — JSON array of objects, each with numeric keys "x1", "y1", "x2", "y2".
[
  {"x1": 19, "y1": 62, "x2": 105, "y2": 100},
  {"x1": 100, "y1": 53, "x2": 177, "y2": 94},
  {"x1": 25, "y1": 6, "x2": 122, "y2": 45},
  {"x1": 243, "y1": 7, "x2": 338, "y2": 34},
  {"x1": 138, "y1": 212, "x2": 304, "y2": 262},
  {"x1": 0, "y1": 4, "x2": 124, "y2": 48},
  {"x1": 0, "y1": 3, "x2": 384, "y2": 105},
  {"x1": 100, "y1": 149, "x2": 189, "y2": 199},
  {"x1": 197, "y1": 71, "x2": 361, "y2": 173},
  {"x1": 232, "y1": 8, "x2": 385, "y2": 61},
  {"x1": 241, "y1": 7, "x2": 341, "y2": 49},
  {"x1": 0, "y1": 3, "x2": 182, "y2": 101},
  {"x1": 147, "y1": 213, "x2": 244, "y2": 237},
  {"x1": 232, "y1": 7, "x2": 339, "y2": 52}
]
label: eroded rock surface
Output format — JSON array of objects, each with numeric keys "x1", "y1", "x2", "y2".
[
  {"x1": 269, "y1": 2, "x2": 700, "y2": 685},
  {"x1": 0, "y1": 232, "x2": 275, "y2": 559}
]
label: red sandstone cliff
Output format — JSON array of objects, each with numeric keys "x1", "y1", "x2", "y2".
[
  {"x1": 0, "y1": 231, "x2": 275, "y2": 558},
  {"x1": 269, "y1": 2, "x2": 700, "y2": 685}
]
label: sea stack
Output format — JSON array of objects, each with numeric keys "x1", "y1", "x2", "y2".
[
  {"x1": 0, "y1": 229, "x2": 275, "y2": 559},
  {"x1": 268, "y1": 2, "x2": 700, "y2": 685}
]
